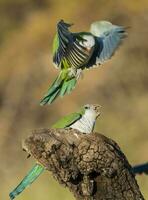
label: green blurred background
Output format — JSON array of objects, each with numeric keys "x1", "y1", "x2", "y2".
[{"x1": 0, "y1": 0, "x2": 148, "y2": 199}]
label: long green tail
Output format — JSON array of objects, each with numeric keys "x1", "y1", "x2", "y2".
[
  {"x1": 40, "y1": 75, "x2": 77, "y2": 105},
  {"x1": 9, "y1": 164, "x2": 44, "y2": 200},
  {"x1": 9, "y1": 114, "x2": 72, "y2": 199}
]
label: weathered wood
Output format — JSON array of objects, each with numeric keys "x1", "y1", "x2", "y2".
[{"x1": 23, "y1": 128, "x2": 145, "y2": 200}]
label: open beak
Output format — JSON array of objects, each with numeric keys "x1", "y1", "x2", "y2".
[{"x1": 93, "y1": 104, "x2": 102, "y2": 117}]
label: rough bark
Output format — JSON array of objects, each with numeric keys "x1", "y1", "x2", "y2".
[{"x1": 23, "y1": 128, "x2": 145, "y2": 200}]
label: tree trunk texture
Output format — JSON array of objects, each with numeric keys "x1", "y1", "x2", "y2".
[{"x1": 23, "y1": 128, "x2": 145, "y2": 200}]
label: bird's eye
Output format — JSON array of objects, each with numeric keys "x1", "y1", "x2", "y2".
[{"x1": 84, "y1": 105, "x2": 89, "y2": 109}]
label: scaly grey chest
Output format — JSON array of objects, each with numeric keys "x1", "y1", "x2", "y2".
[{"x1": 70, "y1": 109, "x2": 96, "y2": 134}]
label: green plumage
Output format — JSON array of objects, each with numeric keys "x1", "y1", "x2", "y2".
[
  {"x1": 40, "y1": 69, "x2": 77, "y2": 105},
  {"x1": 40, "y1": 20, "x2": 126, "y2": 105},
  {"x1": 9, "y1": 106, "x2": 84, "y2": 199},
  {"x1": 9, "y1": 164, "x2": 44, "y2": 200},
  {"x1": 52, "y1": 108, "x2": 84, "y2": 128},
  {"x1": 40, "y1": 21, "x2": 88, "y2": 105},
  {"x1": 52, "y1": 33, "x2": 59, "y2": 55}
]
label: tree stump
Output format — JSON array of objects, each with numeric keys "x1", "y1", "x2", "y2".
[{"x1": 23, "y1": 128, "x2": 145, "y2": 200}]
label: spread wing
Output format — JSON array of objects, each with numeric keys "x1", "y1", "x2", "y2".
[
  {"x1": 88, "y1": 21, "x2": 126, "y2": 67},
  {"x1": 53, "y1": 20, "x2": 92, "y2": 69},
  {"x1": 53, "y1": 20, "x2": 74, "y2": 66}
]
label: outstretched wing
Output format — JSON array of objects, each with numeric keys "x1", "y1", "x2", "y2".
[
  {"x1": 53, "y1": 20, "x2": 74, "y2": 66},
  {"x1": 53, "y1": 20, "x2": 93, "y2": 69},
  {"x1": 52, "y1": 112, "x2": 83, "y2": 128},
  {"x1": 88, "y1": 21, "x2": 126, "y2": 67}
]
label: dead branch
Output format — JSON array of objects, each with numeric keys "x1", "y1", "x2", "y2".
[{"x1": 23, "y1": 128, "x2": 145, "y2": 200}]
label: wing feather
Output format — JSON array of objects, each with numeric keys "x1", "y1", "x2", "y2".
[
  {"x1": 53, "y1": 20, "x2": 74, "y2": 66},
  {"x1": 90, "y1": 21, "x2": 127, "y2": 66},
  {"x1": 52, "y1": 112, "x2": 82, "y2": 128},
  {"x1": 53, "y1": 20, "x2": 94, "y2": 70}
]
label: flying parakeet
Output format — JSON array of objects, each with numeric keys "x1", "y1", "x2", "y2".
[
  {"x1": 9, "y1": 104, "x2": 101, "y2": 199},
  {"x1": 40, "y1": 20, "x2": 127, "y2": 105}
]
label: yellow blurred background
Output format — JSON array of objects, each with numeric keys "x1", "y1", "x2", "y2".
[{"x1": 0, "y1": 0, "x2": 148, "y2": 199}]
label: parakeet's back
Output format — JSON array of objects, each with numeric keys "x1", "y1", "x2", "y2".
[{"x1": 52, "y1": 111, "x2": 83, "y2": 128}]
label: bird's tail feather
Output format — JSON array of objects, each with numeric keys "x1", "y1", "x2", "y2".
[
  {"x1": 132, "y1": 162, "x2": 148, "y2": 175},
  {"x1": 60, "y1": 78, "x2": 77, "y2": 96},
  {"x1": 9, "y1": 164, "x2": 44, "y2": 200},
  {"x1": 40, "y1": 74, "x2": 77, "y2": 105}
]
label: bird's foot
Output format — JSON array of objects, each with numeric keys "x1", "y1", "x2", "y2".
[
  {"x1": 76, "y1": 68, "x2": 83, "y2": 80},
  {"x1": 68, "y1": 67, "x2": 77, "y2": 77},
  {"x1": 68, "y1": 68, "x2": 83, "y2": 80}
]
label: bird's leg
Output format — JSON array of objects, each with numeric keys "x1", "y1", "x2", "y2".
[
  {"x1": 76, "y1": 68, "x2": 83, "y2": 80},
  {"x1": 68, "y1": 67, "x2": 83, "y2": 80},
  {"x1": 68, "y1": 67, "x2": 77, "y2": 77}
]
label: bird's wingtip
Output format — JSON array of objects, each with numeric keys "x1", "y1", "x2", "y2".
[{"x1": 57, "y1": 19, "x2": 73, "y2": 28}]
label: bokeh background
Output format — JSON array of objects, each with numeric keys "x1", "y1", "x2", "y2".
[{"x1": 0, "y1": 0, "x2": 148, "y2": 199}]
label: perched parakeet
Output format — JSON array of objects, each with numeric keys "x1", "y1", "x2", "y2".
[
  {"x1": 40, "y1": 20, "x2": 127, "y2": 105},
  {"x1": 9, "y1": 104, "x2": 101, "y2": 199}
]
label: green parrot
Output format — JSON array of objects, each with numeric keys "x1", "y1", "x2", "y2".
[
  {"x1": 9, "y1": 104, "x2": 101, "y2": 199},
  {"x1": 40, "y1": 20, "x2": 127, "y2": 105}
]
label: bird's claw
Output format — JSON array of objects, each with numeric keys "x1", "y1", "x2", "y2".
[
  {"x1": 68, "y1": 68, "x2": 77, "y2": 77},
  {"x1": 68, "y1": 68, "x2": 83, "y2": 79},
  {"x1": 76, "y1": 68, "x2": 83, "y2": 80}
]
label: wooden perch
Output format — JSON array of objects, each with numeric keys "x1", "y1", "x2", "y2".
[{"x1": 23, "y1": 128, "x2": 145, "y2": 200}]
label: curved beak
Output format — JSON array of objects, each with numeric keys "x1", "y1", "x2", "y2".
[{"x1": 93, "y1": 104, "x2": 102, "y2": 117}]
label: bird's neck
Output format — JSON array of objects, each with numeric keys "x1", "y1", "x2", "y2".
[{"x1": 70, "y1": 110, "x2": 96, "y2": 134}]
